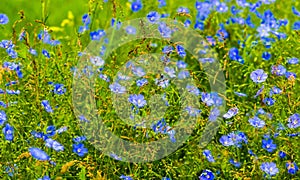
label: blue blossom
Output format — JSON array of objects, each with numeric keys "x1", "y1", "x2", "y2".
[
  {"x1": 254, "y1": 85, "x2": 264, "y2": 98},
  {"x1": 287, "y1": 113, "x2": 300, "y2": 129},
  {"x1": 176, "y1": 45, "x2": 186, "y2": 57},
  {"x1": 41, "y1": 100, "x2": 53, "y2": 113},
  {"x1": 278, "y1": 151, "x2": 286, "y2": 158},
  {"x1": 286, "y1": 71, "x2": 296, "y2": 79},
  {"x1": 185, "y1": 106, "x2": 201, "y2": 117},
  {"x1": 260, "y1": 162, "x2": 279, "y2": 176},
  {"x1": 0, "y1": 14, "x2": 9, "y2": 24},
  {"x1": 120, "y1": 174, "x2": 133, "y2": 180},
  {"x1": 53, "y1": 83, "x2": 66, "y2": 95},
  {"x1": 29, "y1": 48, "x2": 37, "y2": 56},
  {"x1": 125, "y1": 26, "x2": 136, "y2": 35},
  {"x1": 136, "y1": 78, "x2": 148, "y2": 87},
  {"x1": 109, "y1": 82, "x2": 126, "y2": 94},
  {"x1": 229, "y1": 159, "x2": 241, "y2": 168},
  {"x1": 3, "y1": 123, "x2": 14, "y2": 141},
  {"x1": 257, "y1": 24, "x2": 271, "y2": 37},
  {"x1": 234, "y1": 92, "x2": 247, "y2": 97},
  {"x1": 38, "y1": 176, "x2": 51, "y2": 180},
  {"x1": 286, "y1": 162, "x2": 299, "y2": 175},
  {"x1": 178, "y1": 70, "x2": 190, "y2": 79},
  {"x1": 250, "y1": 69, "x2": 268, "y2": 83},
  {"x1": 176, "y1": 60, "x2": 187, "y2": 68},
  {"x1": 216, "y1": 2, "x2": 228, "y2": 13},
  {"x1": 29, "y1": 147, "x2": 50, "y2": 161},
  {"x1": 292, "y1": 6, "x2": 300, "y2": 16},
  {"x1": 248, "y1": 116, "x2": 265, "y2": 128},
  {"x1": 46, "y1": 125, "x2": 56, "y2": 137},
  {"x1": 271, "y1": 65, "x2": 286, "y2": 76},
  {"x1": 186, "y1": 85, "x2": 200, "y2": 96},
  {"x1": 132, "y1": 66, "x2": 146, "y2": 77},
  {"x1": 194, "y1": 21, "x2": 204, "y2": 31},
  {"x1": 293, "y1": 21, "x2": 300, "y2": 30},
  {"x1": 270, "y1": 86, "x2": 282, "y2": 96},
  {"x1": 262, "y1": 138, "x2": 277, "y2": 153},
  {"x1": 219, "y1": 135, "x2": 234, "y2": 146},
  {"x1": 203, "y1": 150, "x2": 215, "y2": 163},
  {"x1": 90, "y1": 56, "x2": 105, "y2": 66},
  {"x1": 223, "y1": 107, "x2": 238, "y2": 119},
  {"x1": 128, "y1": 94, "x2": 147, "y2": 108},
  {"x1": 73, "y1": 143, "x2": 88, "y2": 157},
  {"x1": 209, "y1": 107, "x2": 220, "y2": 121},
  {"x1": 0, "y1": 110, "x2": 7, "y2": 126},
  {"x1": 263, "y1": 97, "x2": 275, "y2": 106},
  {"x1": 42, "y1": 49, "x2": 50, "y2": 58},
  {"x1": 199, "y1": 169, "x2": 214, "y2": 180},
  {"x1": 131, "y1": 1, "x2": 142, "y2": 12},
  {"x1": 45, "y1": 138, "x2": 64, "y2": 152},
  {"x1": 147, "y1": 11, "x2": 160, "y2": 23},
  {"x1": 262, "y1": 52, "x2": 271, "y2": 60},
  {"x1": 90, "y1": 30, "x2": 106, "y2": 40},
  {"x1": 73, "y1": 136, "x2": 87, "y2": 143},
  {"x1": 158, "y1": 22, "x2": 172, "y2": 38},
  {"x1": 287, "y1": 57, "x2": 299, "y2": 64},
  {"x1": 164, "y1": 67, "x2": 176, "y2": 78}
]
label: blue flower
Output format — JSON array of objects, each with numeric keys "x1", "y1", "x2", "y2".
[
  {"x1": 0, "y1": 14, "x2": 9, "y2": 24},
  {"x1": 73, "y1": 136, "x2": 86, "y2": 143},
  {"x1": 292, "y1": 6, "x2": 300, "y2": 16},
  {"x1": 125, "y1": 26, "x2": 136, "y2": 35},
  {"x1": 260, "y1": 162, "x2": 279, "y2": 176},
  {"x1": 120, "y1": 174, "x2": 133, "y2": 180},
  {"x1": 257, "y1": 24, "x2": 271, "y2": 37},
  {"x1": 250, "y1": 69, "x2": 268, "y2": 83},
  {"x1": 223, "y1": 107, "x2": 238, "y2": 119},
  {"x1": 269, "y1": 86, "x2": 282, "y2": 96},
  {"x1": 45, "y1": 138, "x2": 64, "y2": 152},
  {"x1": 176, "y1": 45, "x2": 186, "y2": 57},
  {"x1": 178, "y1": 70, "x2": 190, "y2": 79},
  {"x1": 209, "y1": 107, "x2": 220, "y2": 121},
  {"x1": 0, "y1": 110, "x2": 7, "y2": 126},
  {"x1": 41, "y1": 100, "x2": 53, "y2": 113},
  {"x1": 199, "y1": 169, "x2": 214, "y2": 180},
  {"x1": 293, "y1": 21, "x2": 300, "y2": 30},
  {"x1": 286, "y1": 162, "x2": 299, "y2": 175},
  {"x1": 229, "y1": 159, "x2": 241, "y2": 168},
  {"x1": 90, "y1": 56, "x2": 105, "y2": 66},
  {"x1": 186, "y1": 85, "x2": 200, "y2": 96},
  {"x1": 262, "y1": 138, "x2": 277, "y2": 153},
  {"x1": 29, "y1": 48, "x2": 37, "y2": 56},
  {"x1": 38, "y1": 175, "x2": 51, "y2": 180},
  {"x1": 109, "y1": 82, "x2": 126, "y2": 94},
  {"x1": 262, "y1": 52, "x2": 271, "y2": 60},
  {"x1": 234, "y1": 92, "x2": 247, "y2": 97},
  {"x1": 228, "y1": 47, "x2": 243, "y2": 63},
  {"x1": 287, "y1": 57, "x2": 299, "y2": 64},
  {"x1": 42, "y1": 49, "x2": 50, "y2": 58},
  {"x1": 219, "y1": 135, "x2": 234, "y2": 146},
  {"x1": 164, "y1": 67, "x2": 176, "y2": 78},
  {"x1": 29, "y1": 147, "x2": 50, "y2": 161},
  {"x1": 203, "y1": 150, "x2": 215, "y2": 163},
  {"x1": 53, "y1": 84, "x2": 66, "y2": 95},
  {"x1": 147, "y1": 11, "x2": 160, "y2": 23},
  {"x1": 82, "y1": 14, "x2": 90, "y2": 25},
  {"x1": 132, "y1": 66, "x2": 145, "y2": 77},
  {"x1": 286, "y1": 71, "x2": 296, "y2": 79},
  {"x1": 158, "y1": 22, "x2": 172, "y2": 38},
  {"x1": 263, "y1": 97, "x2": 275, "y2": 106},
  {"x1": 249, "y1": 116, "x2": 265, "y2": 128},
  {"x1": 185, "y1": 106, "x2": 201, "y2": 117},
  {"x1": 73, "y1": 143, "x2": 88, "y2": 157},
  {"x1": 287, "y1": 113, "x2": 300, "y2": 129},
  {"x1": 271, "y1": 65, "x2": 286, "y2": 76},
  {"x1": 216, "y1": 3, "x2": 228, "y2": 13},
  {"x1": 278, "y1": 151, "x2": 286, "y2": 158},
  {"x1": 176, "y1": 60, "x2": 187, "y2": 68},
  {"x1": 3, "y1": 123, "x2": 14, "y2": 141},
  {"x1": 90, "y1": 30, "x2": 106, "y2": 40},
  {"x1": 194, "y1": 21, "x2": 204, "y2": 30},
  {"x1": 46, "y1": 125, "x2": 56, "y2": 137},
  {"x1": 136, "y1": 78, "x2": 148, "y2": 87},
  {"x1": 131, "y1": 1, "x2": 142, "y2": 12},
  {"x1": 128, "y1": 94, "x2": 147, "y2": 108}
]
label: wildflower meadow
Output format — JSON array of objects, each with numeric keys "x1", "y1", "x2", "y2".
[{"x1": 1, "y1": 0, "x2": 300, "y2": 179}]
